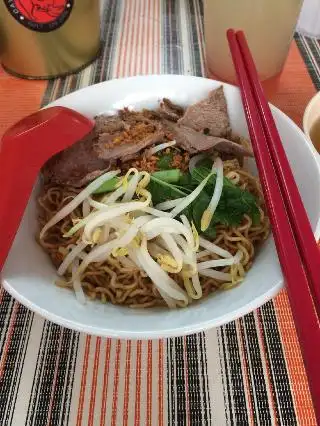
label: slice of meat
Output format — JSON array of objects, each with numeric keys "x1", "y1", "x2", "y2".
[
  {"x1": 164, "y1": 121, "x2": 253, "y2": 157},
  {"x1": 178, "y1": 86, "x2": 231, "y2": 137},
  {"x1": 118, "y1": 109, "x2": 157, "y2": 126},
  {"x1": 163, "y1": 98, "x2": 184, "y2": 115},
  {"x1": 158, "y1": 98, "x2": 185, "y2": 122},
  {"x1": 42, "y1": 130, "x2": 111, "y2": 188},
  {"x1": 96, "y1": 120, "x2": 165, "y2": 162},
  {"x1": 94, "y1": 115, "x2": 125, "y2": 134}
]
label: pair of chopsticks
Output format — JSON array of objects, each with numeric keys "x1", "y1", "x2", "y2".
[{"x1": 227, "y1": 29, "x2": 320, "y2": 422}]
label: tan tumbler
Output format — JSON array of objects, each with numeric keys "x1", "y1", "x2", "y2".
[
  {"x1": 0, "y1": 0, "x2": 100, "y2": 79},
  {"x1": 204, "y1": 0, "x2": 303, "y2": 83}
]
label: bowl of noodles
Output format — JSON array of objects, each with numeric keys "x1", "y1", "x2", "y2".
[{"x1": 2, "y1": 75, "x2": 320, "y2": 338}]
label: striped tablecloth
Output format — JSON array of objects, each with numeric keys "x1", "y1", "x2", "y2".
[{"x1": 1, "y1": 1, "x2": 320, "y2": 425}]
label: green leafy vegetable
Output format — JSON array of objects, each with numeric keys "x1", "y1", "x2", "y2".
[
  {"x1": 157, "y1": 154, "x2": 173, "y2": 170},
  {"x1": 192, "y1": 192, "x2": 218, "y2": 238},
  {"x1": 148, "y1": 163, "x2": 260, "y2": 234},
  {"x1": 94, "y1": 169, "x2": 182, "y2": 194},
  {"x1": 93, "y1": 160, "x2": 261, "y2": 237},
  {"x1": 151, "y1": 169, "x2": 183, "y2": 184},
  {"x1": 148, "y1": 175, "x2": 188, "y2": 205},
  {"x1": 93, "y1": 177, "x2": 119, "y2": 194},
  {"x1": 191, "y1": 165, "x2": 260, "y2": 226}
]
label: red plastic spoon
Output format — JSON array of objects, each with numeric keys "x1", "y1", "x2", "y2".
[{"x1": 0, "y1": 106, "x2": 94, "y2": 271}]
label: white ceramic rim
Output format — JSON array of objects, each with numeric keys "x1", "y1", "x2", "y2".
[{"x1": 303, "y1": 90, "x2": 320, "y2": 137}]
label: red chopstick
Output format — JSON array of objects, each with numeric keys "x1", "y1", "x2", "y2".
[
  {"x1": 236, "y1": 31, "x2": 320, "y2": 309},
  {"x1": 227, "y1": 29, "x2": 320, "y2": 423}
]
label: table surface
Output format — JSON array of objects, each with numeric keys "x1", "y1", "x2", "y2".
[{"x1": 1, "y1": 1, "x2": 320, "y2": 425}]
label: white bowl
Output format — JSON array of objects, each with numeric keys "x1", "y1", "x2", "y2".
[
  {"x1": 303, "y1": 90, "x2": 320, "y2": 146},
  {"x1": 2, "y1": 75, "x2": 320, "y2": 339}
]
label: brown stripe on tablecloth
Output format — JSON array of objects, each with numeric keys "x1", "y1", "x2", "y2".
[
  {"x1": 88, "y1": 338, "x2": 101, "y2": 426},
  {"x1": 260, "y1": 301, "x2": 298, "y2": 425},
  {"x1": 0, "y1": 305, "x2": 33, "y2": 425},
  {"x1": 183, "y1": 0, "x2": 205, "y2": 76},
  {"x1": 157, "y1": 341, "x2": 164, "y2": 426},
  {"x1": 295, "y1": 33, "x2": 320, "y2": 90},
  {"x1": 46, "y1": 329, "x2": 79, "y2": 426},
  {"x1": 25, "y1": 323, "x2": 79, "y2": 426},
  {"x1": 99, "y1": 338, "x2": 111, "y2": 426},
  {"x1": 182, "y1": 337, "x2": 191, "y2": 426},
  {"x1": 215, "y1": 327, "x2": 231, "y2": 425},
  {"x1": 198, "y1": 332, "x2": 212, "y2": 425},
  {"x1": 134, "y1": 340, "x2": 142, "y2": 425},
  {"x1": 161, "y1": 0, "x2": 183, "y2": 74},
  {"x1": 235, "y1": 320, "x2": 255, "y2": 426},
  {"x1": 122, "y1": 340, "x2": 132, "y2": 426},
  {"x1": 94, "y1": 0, "x2": 121, "y2": 83},
  {"x1": 76, "y1": 336, "x2": 91, "y2": 426},
  {"x1": 218, "y1": 326, "x2": 234, "y2": 424},
  {"x1": 166, "y1": 338, "x2": 173, "y2": 425},
  {"x1": 185, "y1": 334, "x2": 204, "y2": 425},
  {"x1": 111, "y1": 340, "x2": 121, "y2": 426},
  {"x1": 173, "y1": 337, "x2": 187, "y2": 425},
  {"x1": 0, "y1": 291, "x2": 15, "y2": 361},
  {"x1": 221, "y1": 322, "x2": 250, "y2": 425},
  {"x1": 146, "y1": 340, "x2": 152, "y2": 426},
  {"x1": 241, "y1": 313, "x2": 273, "y2": 424}
]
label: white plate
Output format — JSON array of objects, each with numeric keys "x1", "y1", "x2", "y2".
[{"x1": 3, "y1": 75, "x2": 320, "y2": 339}]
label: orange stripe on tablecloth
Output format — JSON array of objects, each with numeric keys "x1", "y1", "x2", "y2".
[
  {"x1": 274, "y1": 291, "x2": 316, "y2": 425},
  {"x1": 134, "y1": 340, "x2": 142, "y2": 426},
  {"x1": 111, "y1": 340, "x2": 122, "y2": 426},
  {"x1": 100, "y1": 339, "x2": 112, "y2": 426},
  {"x1": 158, "y1": 340, "x2": 164, "y2": 426},
  {"x1": 266, "y1": 41, "x2": 316, "y2": 128},
  {"x1": 0, "y1": 67, "x2": 47, "y2": 138},
  {"x1": 122, "y1": 340, "x2": 132, "y2": 426},
  {"x1": 0, "y1": 302, "x2": 18, "y2": 379},
  {"x1": 76, "y1": 336, "x2": 91, "y2": 426},
  {"x1": 146, "y1": 341, "x2": 153, "y2": 426},
  {"x1": 236, "y1": 321, "x2": 255, "y2": 426},
  {"x1": 88, "y1": 337, "x2": 101, "y2": 426},
  {"x1": 278, "y1": 292, "x2": 317, "y2": 420}
]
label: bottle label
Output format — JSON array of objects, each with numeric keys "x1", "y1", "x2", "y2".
[{"x1": 4, "y1": 0, "x2": 74, "y2": 32}]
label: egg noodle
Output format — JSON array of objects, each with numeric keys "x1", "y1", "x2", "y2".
[{"x1": 37, "y1": 158, "x2": 270, "y2": 309}]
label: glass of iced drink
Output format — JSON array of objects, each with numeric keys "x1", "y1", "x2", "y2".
[{"x1": 204, "y1": 0, "x2": 303, "y2": 83}]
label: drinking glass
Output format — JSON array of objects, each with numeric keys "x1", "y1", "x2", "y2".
[{"x1": 204, "y1": 0, "x2": 303, "y2": 83}]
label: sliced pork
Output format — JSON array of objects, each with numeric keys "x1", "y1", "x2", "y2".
[
  {"x1": 95, "y1": 112, "x2": 165, "y2": 162},
  {"x1": 42, "y1": 131, "x2": 110, "y2": 188},
  {"x1": 158, "y1": 98, "x2": 185, "y2": 122},
  {"x1": 164, "y1": 121, "x2": 253, "y2": 157},
  {"x1": 42, "y1": 87, "x2": 252, "y2": 187},
  {"x1": 178, "y1": 86, "x2": 231, "y2": 137}
]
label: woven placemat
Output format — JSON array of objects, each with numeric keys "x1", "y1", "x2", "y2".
[{"x1": 1, "y1": 1, "x2": 319, "y2": 424}]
